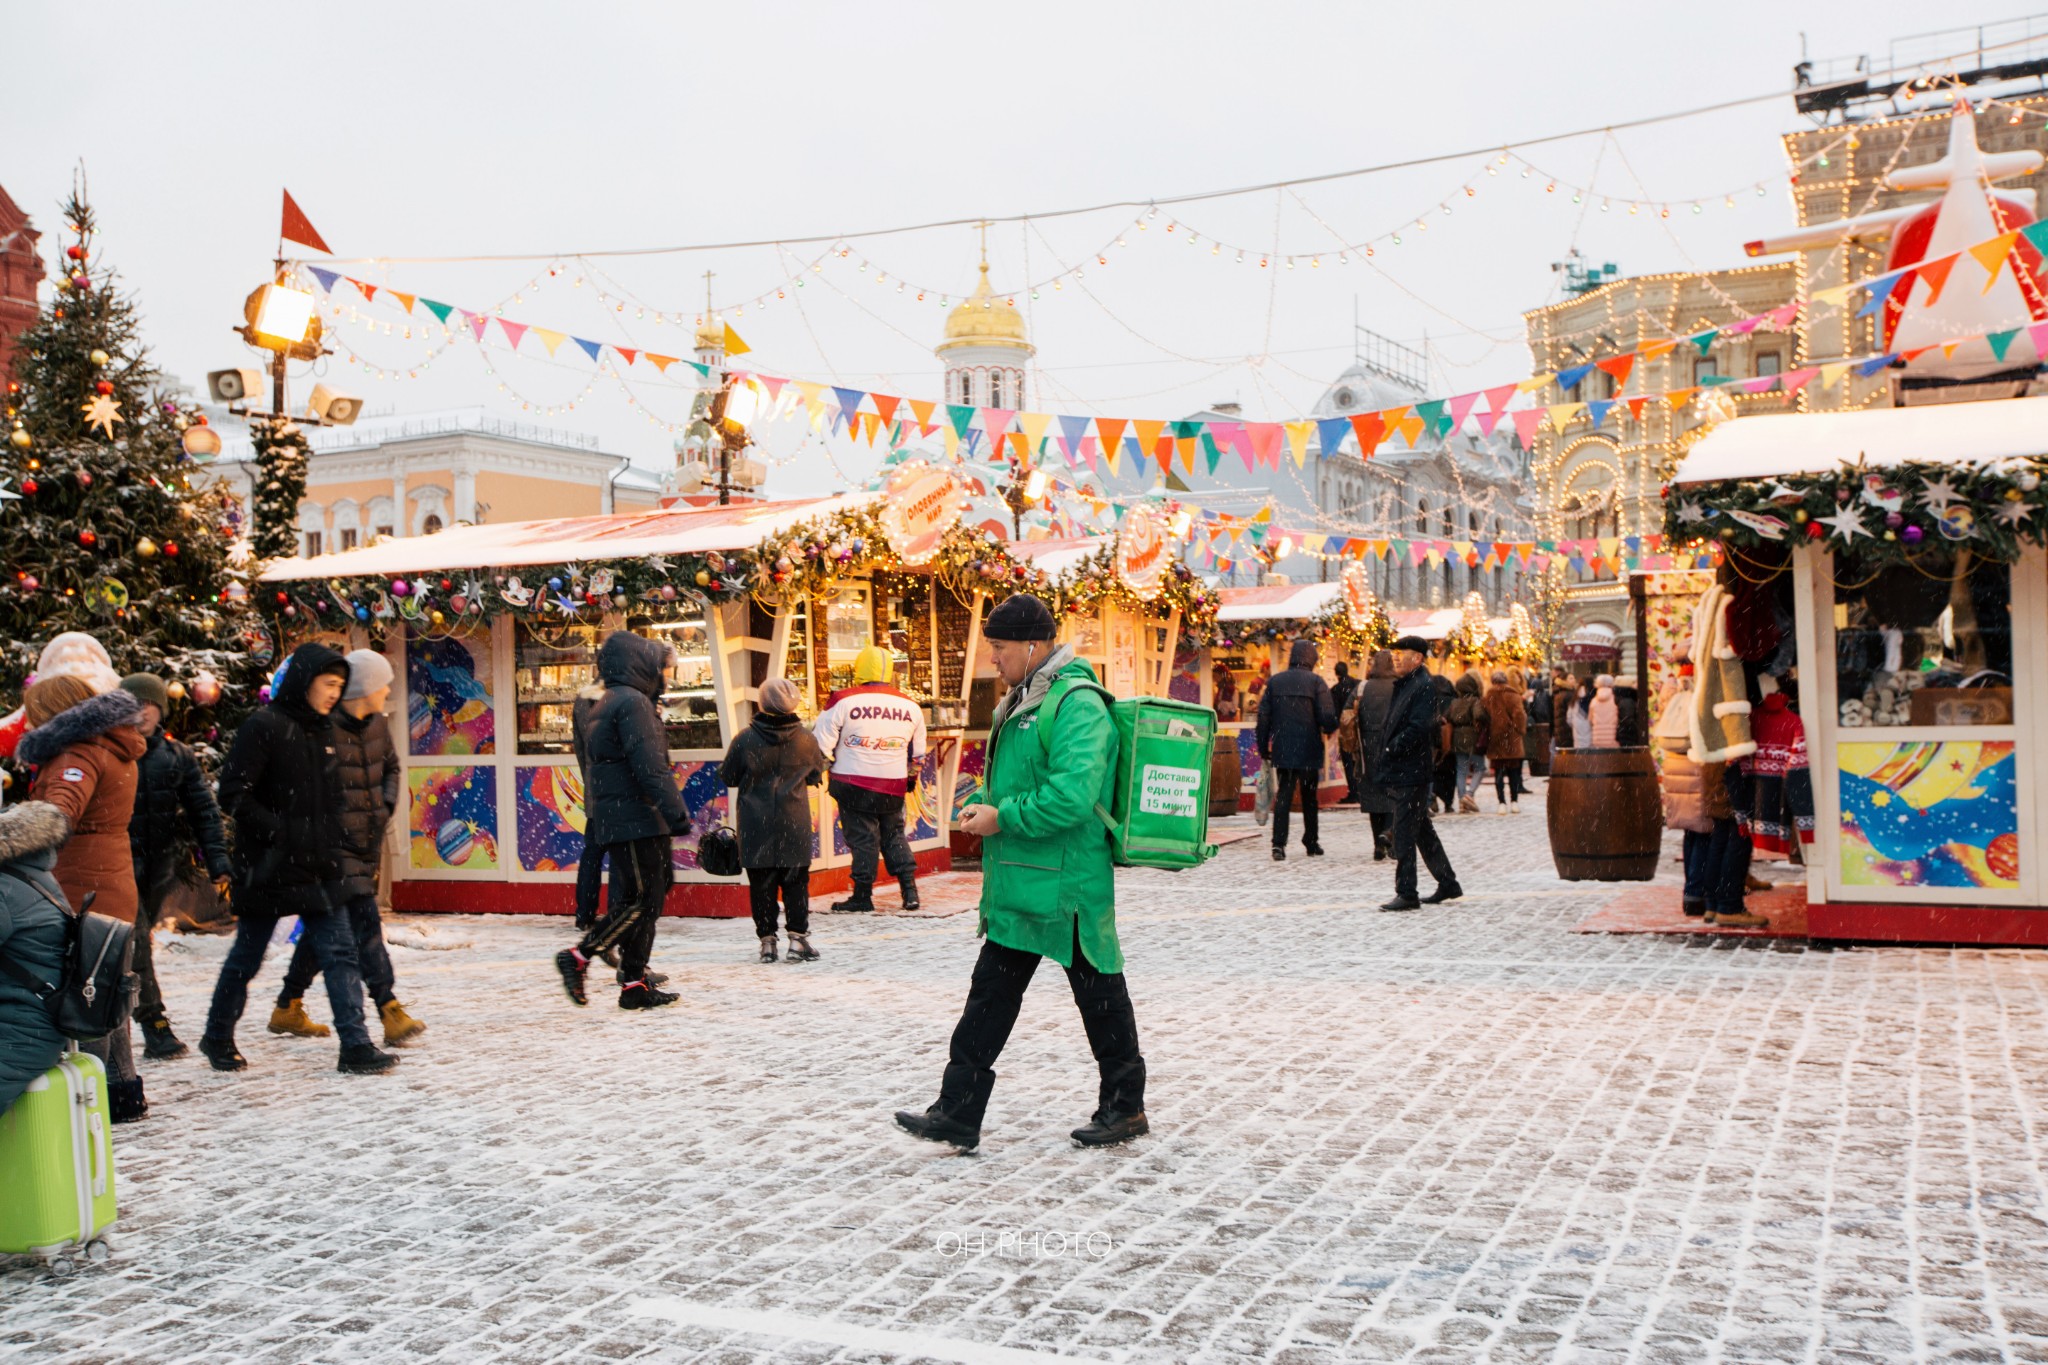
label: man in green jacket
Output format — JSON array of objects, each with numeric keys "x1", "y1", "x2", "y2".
[{"x1": 895, "y1": 593, "x2": 1148, "y2": 1151}]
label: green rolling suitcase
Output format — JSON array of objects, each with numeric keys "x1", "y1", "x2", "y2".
[{"x1": 0, "y1": 1048, "x2": 117, "y2": 1271}]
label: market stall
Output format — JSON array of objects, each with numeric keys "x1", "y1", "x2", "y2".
[
  {"x1": 259, "y1": 483, "x2": 1013, "y2": 917},
  {"x1": 1672, "y1": 394, "x2": 2048, "y2": 945}
]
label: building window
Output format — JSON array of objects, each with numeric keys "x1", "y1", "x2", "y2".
[
  {"x1": 1755, "y1": 350, "x2": 1782, "y2": 377},
  {"x1": 375, "y1": 525, "x2": 394, "y2": 541},
  {"x1": 340, "y1": 528, "x2": 358, "y2": 551},
  {"x1": 989, "y1": 372, "x2": 1006, "y2": 409},
  {"x1": 304, "y1": 531, "x2": 323, "y2": 558},
  {"x1": 1693, "y1": 355, "x2": 1719, "y2": 385},
  {"x1": 423, "y1": 514, "x2": 444, "y2": 535}
]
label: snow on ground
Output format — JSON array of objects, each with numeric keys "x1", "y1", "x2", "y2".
[{"x1": 7, "y1": 779, "x2": 2048, "y2": 1363}]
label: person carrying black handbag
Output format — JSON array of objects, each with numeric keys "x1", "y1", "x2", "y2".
[{"x1": 719, "y1": 678, "x2": 827, "y2": 964}]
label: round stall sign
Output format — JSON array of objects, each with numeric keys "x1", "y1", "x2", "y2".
[
  {"x1": 878, "y1": 462, "x2": 963, "y2": 567},
  {"x1": 1116, "y1": 506, "x2": 1170, "y2": 600},
  {"x1": 1341, "y1": 559, "x2": 1376, "y2": 631}
]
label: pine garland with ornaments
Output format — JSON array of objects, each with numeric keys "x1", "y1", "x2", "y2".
[
  {"x1": 1664, "y1": 457, "x2": 2048, "y2": 569},
  {"x1": 2, "y1": 189, "x2": 259, "y2": 750},
  {"x1": 249, "y1": 414, "x2": 310, "y2": 562},
  {"x1": 1051, "y1": 542, "x2": 1219, "y2": 640}
]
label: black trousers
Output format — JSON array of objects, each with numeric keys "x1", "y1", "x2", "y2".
[
  {"x1": 1270, "y1": 767, "x2": 1321, "y2": 851},
  {"x1": 1493, "y1": 759, "x2": 1527, "y2": 803},
  {"x1": 936, "y1": 924, "x2": 1145, "y2": 1130},
  {"x1": 1388, "y1": 784, "x2": 1456, "y2": 900},
  {"x1": 131, "y1": 856, "x2": 180, "y2": 1025},
  {"x1": 1366, "y1": 809, "x2": 1391, "y2": 853},
  {"x1": 574, "y1": 840, "x2": 610, "y2": 930},
  {"x1": 1338, "y1": 747, "x2": 1360, "y2": 800},
  {"x1": 577, "y1": 836, "x2": 671, "y2": 984},
  {"x1": 279, "y1": 892, "x2": 397, "y2": 1010},
  {"x1": 747, "y1": 864, "x2": 810, "y2": 936},
  {"x1": 840, "y1": 795, "x2": 915, "y2": 888}
]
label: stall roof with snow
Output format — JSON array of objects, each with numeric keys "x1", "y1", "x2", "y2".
[
  {"x1": 1214, "y1": 582, "x2": 1342, "y2": 623},
  {"x1": 1672, "y1": 394, "x2": 2048, "y2": 486},
  {"x1": 260, "y1": 494, "x2": 874, "y2": 582},
  {"x1": 1005, "y1": 536, "x2": 1109, "y2": 580}
]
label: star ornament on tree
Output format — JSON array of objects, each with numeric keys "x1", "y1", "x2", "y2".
[
  {"x1": 81, "y1": 392, "x2": 124, "y2": 438},
  {"x1": 0, "y1": 478, "x2": 20, "y2": 512},
  {"x1": 1919, "y1": 475, "x2": 1962, "y2": 510},
  {"x1": 1993, "y1": 499, "x2": 2034, "y2": 528},
  {"x1": 1818, "y1": 506, "x2": 1872, "y2": 542}
]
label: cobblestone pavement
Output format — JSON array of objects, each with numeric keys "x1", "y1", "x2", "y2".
[{"x1": 8, "y1": 779, "x2": 2048, "y2": 1364}]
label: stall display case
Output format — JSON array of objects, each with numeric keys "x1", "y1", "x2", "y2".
[
  {"x1": 514, "y1": 621, "x2": 600, "y2": 756},
  {"x1": 649, "y1": 610, "x2": 721, "y2": 750}
]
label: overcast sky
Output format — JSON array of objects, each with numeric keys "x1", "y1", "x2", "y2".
[{"x1": 10, "y1": 2, "x2": 2036, "y2": 493}]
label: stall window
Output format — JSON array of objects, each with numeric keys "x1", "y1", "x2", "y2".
[
  {"x1": 1833, "y1": 554, "x2": 2012, "y2": 728},
  {"x1": 822, "y1": 587, "x2": 873, "y2": 696},
  {"x1": 513, "y1": 621, "x2": 602, "y2": 755},
  {"x1": 648, "y1": 609, "x2": 720, "y2": 750},
  {"x1": 1065, "y1": 608, "x2": 1106, "y2": 662}
]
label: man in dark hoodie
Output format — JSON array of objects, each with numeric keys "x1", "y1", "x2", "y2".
[
  {"x1": 1255, "y1": 638, "x2": 1337, "y2": 861},
  {"x1": 720, "y1": 677, "x2": 826, "y2": 963},
  {"x1": 198, "y1": 643, "x2": 397, "y2": 1075},
  {"x1": 1377, "y1": 636, "x2": 1461, "y2": 912},
  {"x1": 555, "y1": 632, "x2": 687, "y2": 1010},
  {"x1": 118, "y1": 672, "x2": 232, "y2": 1061}
]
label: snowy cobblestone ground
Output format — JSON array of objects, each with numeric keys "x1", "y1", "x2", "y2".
[{"x1": 7, "y1": 780, "x2": 2048, "y2": 1364}]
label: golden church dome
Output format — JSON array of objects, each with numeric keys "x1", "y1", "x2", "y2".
[{"x1": 938, "y1": 261, "x2": 1033, "y2": 356}]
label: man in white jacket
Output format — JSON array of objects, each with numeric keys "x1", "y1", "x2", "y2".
[{"x1": 813, "y1": 646, "x2": 927, "y2": 913}]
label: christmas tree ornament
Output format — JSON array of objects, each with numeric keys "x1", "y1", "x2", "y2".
[
  {"x1": 81, "y1": 392, "x2": 123, "y2": 437},
  {"x1": 391, "y1": 579, "x2": 410, "y2": 597},
  {"x1": 191, "y1": 671, "x2": 221, "y2": 706},
  {"x1": 165, "y1": 680, "x2": 186, "y2": 701},
  {"x1": 88, "y1": 349, "x2": 108, "y2": 367},
  {"x1": 77, "y1": 527, "x2": 97, "y2": 547},
  {"x1": 65, "y1": 245, "x2": 82, "y2": 261},
  {"x1": 19, "y1": 478, "x2": 35, "y2": 495},
  {"x1": 75, "y1": 470, "x2": 91, "y2": 488},
  {"x1": 19, "y1": 575, "x2": 37, "y2": 592},
  {"x1": 8, "y1": 428, "x2": 28, "y2": 449},
  {"x1": 163, "y1": 540, "x2": 178, "y2": 556},
  {"x1": 136, "y1": 537, "x2": 158, "y2": 558}
]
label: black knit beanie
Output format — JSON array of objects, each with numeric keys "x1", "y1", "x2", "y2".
[{"x1": 984, "y1": 593, "x2": 1058, "y2": 641}]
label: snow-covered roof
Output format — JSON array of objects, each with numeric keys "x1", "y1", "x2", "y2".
[
  {"x1": 261, "y1": 494, "x2": 872, "y2": 582},
  {"x1": 1007, "y1": 536, "x2": 1108, "y2": 579},
  {"x1": 1673, "y1": 395, "x2": 2048, "y2": 485},
  {"x1": 1215, "y1": 582, "x2": 1341, "y2": 622}
]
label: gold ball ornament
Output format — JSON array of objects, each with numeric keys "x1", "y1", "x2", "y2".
[
  {"x1": 695, "y1": 569, "x2": 711, "y2": 586},
  {"x1": 89, "y1": 349, "x2": 109, "y2": 367},
  {"x1": 8, "y1": 428, "x2": 27, "y2": 449},
  {"x1": 431, "y1": 610, "x2": 446, "y2": 625},
  {"x1": 165, "y1": 680, "x2": 186, "y2": 701},
  {"x1": 136, "y1": 537, "x2": 159, "y2": 558}
]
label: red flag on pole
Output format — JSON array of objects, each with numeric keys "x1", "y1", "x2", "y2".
[{"x1": 280, "y1": 190, "x2": 331, "y2": 254}]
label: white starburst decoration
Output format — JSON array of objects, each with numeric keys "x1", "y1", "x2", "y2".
[
  {"x1": 226, "y1": 537, "x2": 256, "y2": 568},
  {"x1": 81, "y1": 392, "x2": 123, "y2": 438},
  {"x1": 1818, "y1": 506, "x2": 1871, "y2": 542},
  {"x1": 0, "y1": 478, "x2": 19, "y2": 512},
  {"x1": 1677, "y1": 501, "x2": 1707, "y2": 524},
  {"x1": 1919, "y1": 475, "x2": 1961, "y2": 510},
  {"x1": 1994, "y1": 499, "x2": 2033, "y2": 528}
]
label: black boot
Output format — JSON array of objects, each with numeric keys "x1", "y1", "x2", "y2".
[
  {"x1": 338, "y1": 1043, "x2": 399, "y2": 1074},
  {"x1": 141, "y1": 1016, "x2": 188, "y2": 1060},
  {"x1": 1422, "y1": 882, "x2": 1464, "y2": 904},
  {"x1": 897, "y1": 875, "x2": 921, "y2": 913},
  {"x1": 1071, "y1": 1108, "x2": 1148, "y2": 1147},
  {"x1": 894, "y1": 1107, "x2": 980, "y2": 1150},
  {"x1": 832, "y1": 883, "x2": 875, "y2": 913},
  {"x1": 555, "y1": 949, "x2": 588, "y2": 1006},
  {"x1": 107, "y1": 1079, "x2": 149, "y2": 1124},
  {"x1": 619, "y1": 980, "x2": 679, "y2": 1010},
  {"x1": 198, "y1": 1035, "x2": 248, "y2": 1072}
]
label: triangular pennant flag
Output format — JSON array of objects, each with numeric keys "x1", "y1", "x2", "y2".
[
  {"x1": 1726, "y1": 313, "x2": 1764, "y2": 336},
  {"x1": 907, "y1": 398, "x2": 936, "y2": 434},
  {"x1": 1351, "y1": 412, "x2": 1388, "y2": 458},
  {"x1": 1249, "y1": 423, "x2": 1285, "y2": 469},
  {"x1": 688, "y1": 361, "x2": 710, "y2": 377},
  {"x1": 1284, "y1": 421, "x2": 1312, "y2": 467},
  {"x1": 1915, "y1": 254, "x2": 1959, "y2": 307},
  {"x1": 1740, "y1": 375, "x2": 1780, "y2": 395},
  {"x1": 1132, "y1": 419, "x2": 1167, "y2": 469},
  {"x1": 1317, "y1": 417, "x2": 1352, "y2": 457},
  {"x1": 1517, "y1": 374, "x2": 1554, "y2": 394},
  {"x1": 1779, "y1": 367, "x2": 1818, "y2": 391},
  {"x1": 1445, "y1": 392, "x2": 1480, "y2": 434},
  {"x1": 1988, "y1": 328, "x2": 2021, "y2": 362},
  {"x1": 354, "y1": 280, "x2": 379, "y2": 304},
  {"x1": 388, "y1": 291, "x2": 415, "y2": 314},
  {"x1": 832, "y1": 387, "x2": 869, "y2": 429},
  {"x1": 1810, "y1": 282, "x2": 1859, "y2": 308},
  {"x1": 721, "y1": 323, "x2": 751, "y2": 357},
  {"x1": 1555, "y1": 363, "x2": 1595, "y2": 392},
  {"x1": 1547, "y1": 402, "x2": 1584, "y2": 430},
  {"x1": 1587, "y1": 399, "x2": 1616, "y2": 427},
  {"x1": 2022, "y1": 220, "x2": 2048, "y2": 256},
  {"x1": 947, "y1": 404, "x2": 977, "y2": 440},
  {"x1": 1019, "y1": 412, "x2": 1054, "y2": 452},
  {"x1": 1199, "y1": 431, "x2": 1223, "y2": 475},
  {"x1": 1664, "y1": 386, "x2": 1697, "y2": 409},
  {"x1": 307, "y1": 266, "x2": 339, "y2": 293},
  {"x1": 1901, "y1": 345, "x2": 1938, "y2": 363},
  {"x1": 981, "y1": 408, "x2": 1016, "y2": 445},
  {"x1": 280, "y1": 190, "x2": 333, "y2": 254},
  {"x1": 1395, "y1": 410, "x2": 1426, "y2": 447},
  {"x1": 646, "y1": 353, "x2": 676, "y2": 373},
  {"x1": 1818, "y1": 362, "x2": 1851, "y2": 388},
  {"x1": 1594, "y1": 354, "x2": 1636, "y2": 388},
  {"x1": 871, "y1": 394, "x2": 902, "y2": 428},
  {"x1": 1094, "y1": 417, "x2": 1127, "y2": 461},
  {"x1": 613, "y1": 346, "x2": 638, "y2": 367},
  {"x1": 1625, "y1": 396, "x2": 1649, "y2": 421},
  {"x1": 499, "y1": 319, "x2": 528, "y2": 351},
  {"x1": 573, "y1": 336, "x2": 603, "y2": 362},
  {"x1": 2030, "y1": 322, "x2": 2048, "y2": 360},
  {"x1": 1056, "y1": 414, "x2": 1090, "y2": 456},
  {"x1": 1690, "y1": 329, "x2": 1720, "y2": 355},
  {"x1": 461, "y1": 311, "x2": 488, "y2": 342},
  {"x1": 1856, "y1": 353, "x2": 1899, "y2": 378},
  {"x1": 533, "y1": 327, "x2": 566, "y2": 356},
  {"x1": 1972, "y1": 232, "x2": 2021, "y2": 292},
  {"x1": 1414, "y1": 400, "x2": 1450, "y2": 439},
  {"x1": 1510, "y1": 408, "x2": 1544, "y2": 447},
  {"x1": 1856, "y1": 269, "x2": 1911, "y2": 318},
  {"x1": 1638, "y1": 339, "x2": 1677, "y2": 363},
  {"x1": 1764, "y1": 302, "x2": 1800, "y2": 330}
]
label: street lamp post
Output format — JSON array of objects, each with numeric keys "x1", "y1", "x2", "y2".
[{"x1": 706, "y1": 375, "x2": 762, "y2": 506}]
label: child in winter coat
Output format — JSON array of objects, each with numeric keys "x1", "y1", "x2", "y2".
[
  {"x1": 1446, "y1": 672, "x2": 1487, "y2": 814},
  {"x1": 720, "y1": 678, "x2": 827, "y2": 963},
  {"x1": 1587, "y1": 675, "x2": 1620, "y2": 748}
]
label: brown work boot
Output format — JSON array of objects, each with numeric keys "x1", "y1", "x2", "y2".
[
  {"x1": 379, "y1": 999, "x2": 426, "y2": 1045},
  {"x1": 268, "y1": 998, "x2": 331, "y2": 1038}
]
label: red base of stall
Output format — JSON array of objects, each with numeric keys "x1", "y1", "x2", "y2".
[
  {"x1": 1807, "y1": 901, "x2": 2048, "y2": 947},
  {"x1": 392, "y1": 848, "x2": 953, "y2": 918}
]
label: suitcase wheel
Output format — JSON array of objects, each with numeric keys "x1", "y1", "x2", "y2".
[
  {"x1": 86, "y1": 1239, "x2": 112, "y2": 1264},
  {"x1": 44, "y1": 1254, "x2": 76, "y2": 1277}
]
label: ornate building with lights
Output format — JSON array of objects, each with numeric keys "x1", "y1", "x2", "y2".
[
  {"x1": 936, "y1": 257, "x2": 1033, "y2": 411},
  {"x1": 0, "y1": 184, "x2": 40, "y2": 390}
]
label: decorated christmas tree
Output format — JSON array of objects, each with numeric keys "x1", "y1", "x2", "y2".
[{"x1": 1, "y1": 189, "x2": 258, "y2": 756}]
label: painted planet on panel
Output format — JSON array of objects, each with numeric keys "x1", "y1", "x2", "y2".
[{"x1": 435, "y1": 818, "x2": 474, "y2": 866}]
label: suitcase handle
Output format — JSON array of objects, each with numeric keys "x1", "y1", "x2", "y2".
[{"x1": 86, "y1": 1110, "x2": 107, "y2": 1198}]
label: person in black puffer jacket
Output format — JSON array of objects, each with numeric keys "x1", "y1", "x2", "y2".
[
  {"x1": 721, "y1": 677, "x2": 827, "y2": 964},
  {"x1": 556, "y1": 631, "x2": 686, "y2": 1011},
  {"x1": 272, "y1": 650, "x2": 426, "y2": 1049},
  {"x1": 198, "y1": 643, "x2": 397, "y2": 1076},
  {"x1": 1255, "y1": 638, "x2": 1337, "y2": 861},
  {"x1": 1376, "y1": 636, "x2": 1461, "y2": 911},
  {"x1": 118, "y1": 673, "x2": 233, "y2": 1062}
]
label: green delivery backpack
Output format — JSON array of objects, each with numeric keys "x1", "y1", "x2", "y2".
[{"x1": 1043, "y1": 681, "x2": 1219, "y2": 871}]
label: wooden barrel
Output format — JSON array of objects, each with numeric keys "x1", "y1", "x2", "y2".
[
  {"x1": 1209, "y1": 735, "x2": 1243, "y2": 818},
  {"x1": 1525, "y1": 723, "x2": 1553, "y2": 777},
  {"x1": 1545, "y1": 746, "x2": 1663, "y2": 880}
]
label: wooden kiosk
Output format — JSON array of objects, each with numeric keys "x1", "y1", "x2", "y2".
[
  {"x1": 1673, "y1": 396, "x2": 2048, "y2": 945},
  {"x1": 260, "y1": 491, "x2": 1006, "y2": 917}
]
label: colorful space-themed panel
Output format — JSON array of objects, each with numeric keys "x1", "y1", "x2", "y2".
[
  {"x1": 515, "y1": 764, "x2": 587, "y2": 873},
  {"x1": 909, "y1": 748, "x2": 942, "y2": 842},
  {"x1": 409, "y1": 765, "x2": 500, "y2": 872},
  {"x1": 1838, "y1": 741, "x2": 2019, "y2": 889},
  {"x1": 1168, "y1": 648, "x2": 1203, "y2": 704},
  {"x1": 952, "y1": 739, "x2": 987, "y2": 820},
  {"x1": 406, "y1": 630, "x2": 495, "y2": 757},
  {"x1": 1236, "y1": 727, "x2": 1263, "y2": 791},
  {"x1": 668, "y1": 760, "x2": 731, "y2": 873}
]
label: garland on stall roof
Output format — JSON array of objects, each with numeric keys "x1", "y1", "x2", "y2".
[
  {"x1": 1663, "y1": 455, "x2": 2048, "y2": 570},
  {"x1": 1049, "y1": 543, "x2": 1220, "y2": 641},
  {"x1": 1196, "y1": 596, "x2": 1392, "y2": 653}
]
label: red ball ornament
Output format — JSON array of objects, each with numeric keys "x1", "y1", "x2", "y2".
[
  {"x1": 1806, "y1": 521, "x2": 1824, "y2": 540},
  {"x1": 20, "y1": 478, "x2": 36, "y2": 496},
  {"x1": 276, "y1": 591, "x2": 289, "y2": 605},
  {"x1": 94, "y1": 381, "x2": 113, "y2": 396},
  {"x1": 77, "y1": 529, "x2": 96, "y2": 547},
  {"x1": 75, "y1": 470, "x2": 92, "y2": 488},
  {"x1": 163, "y1": 541, "x2": 178, "y2": 557},
  {"x1": 440, "y1": 578, "x2": 453, "y2": 592},
  {"x1": 65, "y1": 245, "x2": 83, "y2": 261},
  {"x1": 20, "y1": 575, "x2": 37, "y2": 592}
]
